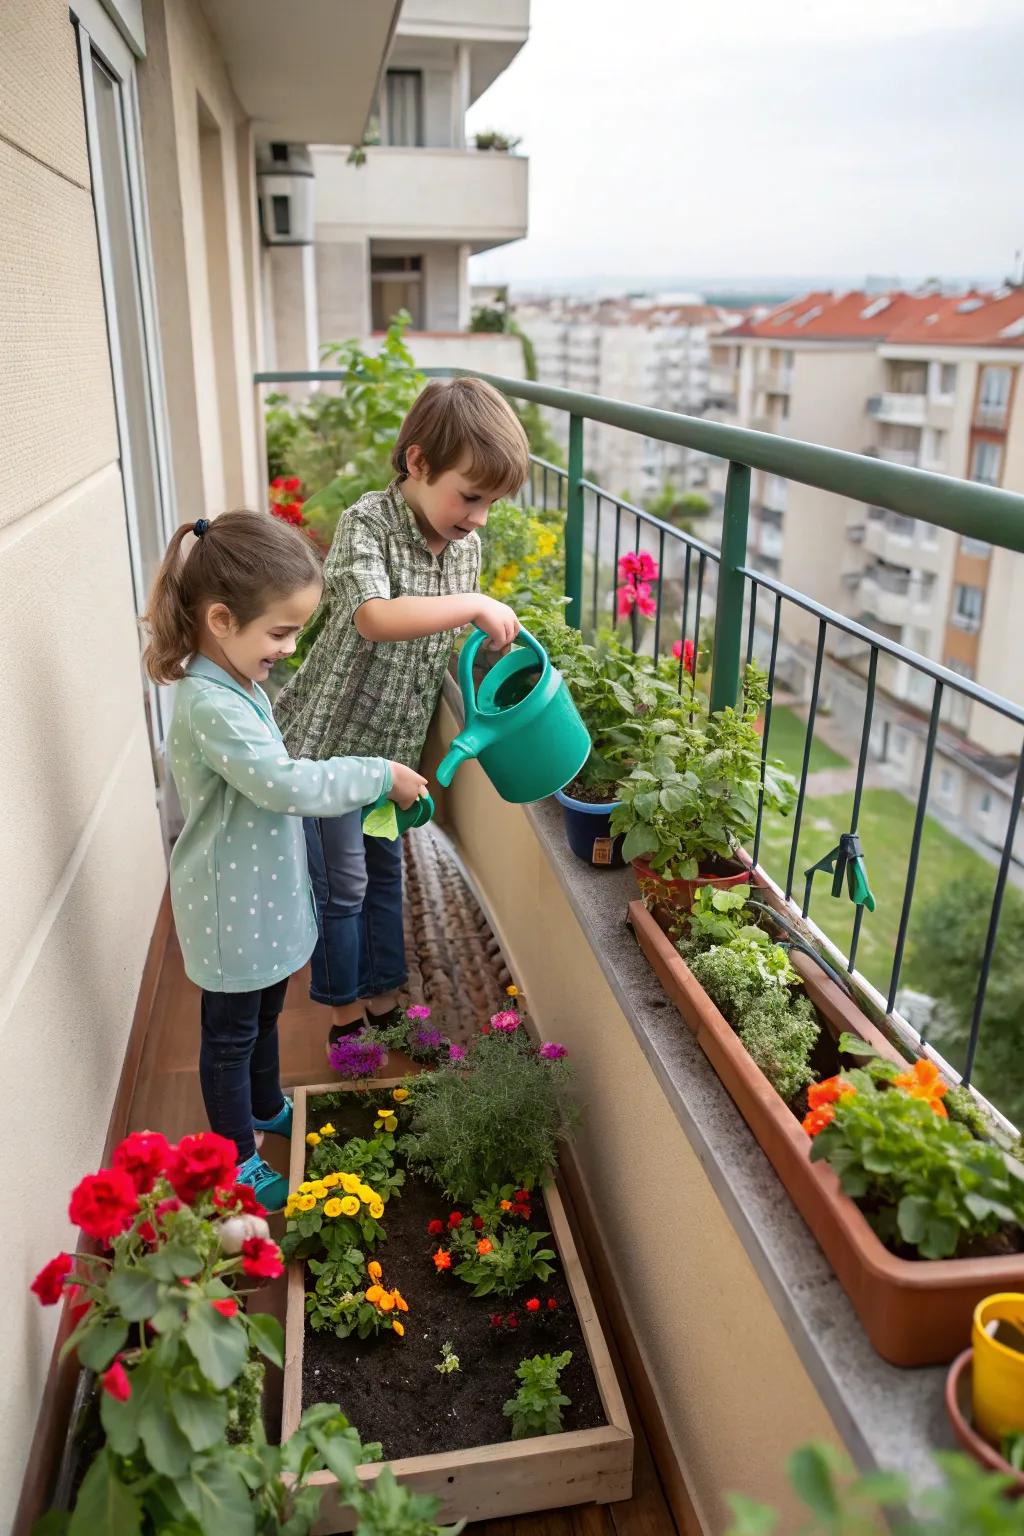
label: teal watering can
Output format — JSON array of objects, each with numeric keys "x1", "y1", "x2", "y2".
[
  {"x1": 436, "y1": 626, "x2": 591, "y2": 803},
  {"x1": 362, "y1": 789, "x2": 434, "y2": 840}
]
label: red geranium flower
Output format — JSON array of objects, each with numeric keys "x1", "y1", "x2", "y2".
[
  {"x1": 211, "y1": 1297, "x2": 239, "y2": 1319},
  {"x1": 671, "y1": 638, "x2": 696, "y2": 675},
  {"x1": 427, "y1": 1219, "x2": 445, "y2": 1236},
  {"x1": 31, "y1": 1253, "x2": 73, "y2": 1306},
  {"x1": 167, "y1": 1133, "x2": 238, "y2": 1204},
  {"x1": 240, "y1": 1237, "x2": 284, "y2": 1280},
  {"x1": 511, "y1": 1202, "x2": 531, "y2": 1219},
  {"x1": 514, "y1": 1190, "x2": 530, "y2": 1202},
  {"x1": 525, "y1": 1297, "x2": 541, "y2": 1313},
  {"x1": 100, "y1": 1360, "x2": 131, "y2": 1402},
  {"x1": 68, "y1": 1169, "x2": 138, "y2": 1242},
  {"x1": 66, "y1": 1283, "x2": 91, "y2": 1328},
  {"x1": 505, "y1": 1313, "x2": 518, "y2": 1329},
  {"x1": 112, "y1": 1131, "x2": 170, "y2": 1194},
  {"x1": 547, "y1": 1297, "x2": 558, "y2": 1311},
  {"x1": 214, "y1": 1183, "x2": 267, "y2": 1218},
  {"x1": 489, "y1": 1313, "x2": 504, "y2": 1329},
  {"x1": 138, "y1": 1196, "x2": 183, "y2": 1246},
  {"x1": 472, "y1": 1216, "x2": 484, "y2": 1231},
  {"x1": 448, "y1": 1211, "x2": 463, "y2": 1229},
  {"x1": 271, "y1": 475, "x2": 302, "y2": 494},
  {"x1": 271, "y1": 501, "x2": 304, "y2": 526}
]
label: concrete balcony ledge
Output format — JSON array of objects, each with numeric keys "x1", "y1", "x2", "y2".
[
  {"x1": 436, "y1": 675, "x2": 951, "y2": 1505},
  {"x1": 868, "y1": 392, "x2": 926, "y2": 426}
]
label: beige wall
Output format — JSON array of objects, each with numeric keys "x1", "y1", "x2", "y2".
[
  {"x1": 431, "y1": 698, "x2": 841, "y2": 1534},
  {"x1": 0, "y1": 1, "x2": 167, "y2": 1522}
]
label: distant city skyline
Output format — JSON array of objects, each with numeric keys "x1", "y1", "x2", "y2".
[{"x1": 466, "y1": 0, "x2": 1023, "y2": 291}]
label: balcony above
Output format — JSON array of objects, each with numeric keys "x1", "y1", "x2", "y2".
[
  {"x1": 202, "y1": 0, "x2": 401, "y2": 143},
  {"x1": 864, "y1": 510, "x2": 943, "y2": 572},
  {"x1": 314, "y1": 146, "x2": 528, "y2": 251},
  {"x1": 757, "y1": 367, "x2": 793, "y2": 394},
  {"x1": 397, "y1": 0, "x2": 530, "y2": 104},
  {"x1": 859, "y1": 566, "x2": 933, "y2": 626},
  {"x1": 975, "y1": 402, "x2": 1009, "y2": 431},
  {"x1": 867, "y1": 392, "x2": 926, "y2": 426}
]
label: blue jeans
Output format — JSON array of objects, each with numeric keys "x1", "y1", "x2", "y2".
[
  {"x1": 304, "y1": 811, "x2": 407, "y2": 1008},
  {"x1": 199, "y1": 978, "x2": 289, "y2": 1164}
]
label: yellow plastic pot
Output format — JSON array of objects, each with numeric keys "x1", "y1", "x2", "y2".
[{"x1": 971, "y1": 1292, "x2": 1024, "y2": 1443}]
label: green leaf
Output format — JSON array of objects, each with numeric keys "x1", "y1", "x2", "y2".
[
  {"x1": 788, "y1": 1444, "x2": 840, "y2": 1518},
  {"x1": 621, "y1": 825, "x2": 660, "y2": 863},
  {"x1": 146, "y1": 1242, "x2": 205, "y2": 1283},
  {"x1": 32, "y1": 1514, "x2": 70, "y2": 1536},
  {"x1": 837, "y1": 1032, "x2": 878, "y2": 1060},
  {"x1": 98, "y1": 1372, "x2": 142, "y2": 1457},
  {"x1": 168, "y1": 1378, "x2": 229, "y2": 1452},
  {"x1": 897, "y1": 1195, "x2": 930, "y2": 1246},
  {"x1": 77, "y1": 1317, "x2": 129, "y2": 1373},
  {"x1": 106, "y1": 1269, "x2": 160, "y2": 1322},
  {"x1": 363, "y1": 802, "x2": 399, "y2": 841},
  {"x1": 184, "y1": 1303, "x2": 248, "y2": 1390},
  {"x1": 138, "y1": 1372, "x2": 193, "y2": 1478},
  {"x1": 246, "y1": 1311, "x2": 284, "y2": 1368},
  {"x1": 68, "y1": 1450, "x2": 142, "y2": 1536},
  {"x1": 175, "y1": 1456, "x2": 256, "y2": 1536}
]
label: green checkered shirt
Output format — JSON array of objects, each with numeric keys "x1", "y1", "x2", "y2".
[{"x1": 275, "y1": 482, "x2": 480, "y2": 767}]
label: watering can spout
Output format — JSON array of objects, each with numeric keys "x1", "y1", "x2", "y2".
[{"x1": 436, "y1": 737, "x2": 478, "y2": 788}]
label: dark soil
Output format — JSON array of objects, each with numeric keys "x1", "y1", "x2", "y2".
[
  {"x1": 562, "y1": 778, "x2": 619, "y2": 806},
  {"x1": 300, "y1": 1097, "x2": 606, "y2": 1459}
]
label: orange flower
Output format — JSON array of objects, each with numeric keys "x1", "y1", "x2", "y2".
[
  {"x1": 476, "y1": 1238, "x2": 493, "y2": 1256},
  {"x1": 802, "y1": 1105, "x2": 836, "y2": 1138},
  {"x1": 392, "y1": 1319, "x2": 405, "y2": 1337},
  {"x1": 367, "y1": 1260, "x2": 382, "y2": 1281},
  {"x1": 894, "y1": 1058, "x2": 949, "y2": 1117},
  {"x1": 365, "y1": 1284, "x2": 384, "y2": 1303},
  {"x1": 807, "y1": 1075, "x2": 855, "y2": 1110},
  {"x1": 394, "y1": 1291, "x2": 409, "y2": 1312},
  {"x1": 499, "y1": 1199, "x2": 512, "y2": 1211},
  {"x1": 433, "y1": 1248, "x2": 452, "y2": 1271},
  {"x1": 378, "y1": 1292, "x2": 395, "y2": 1312}
]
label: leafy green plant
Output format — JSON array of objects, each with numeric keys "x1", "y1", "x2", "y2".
[
  {"x1": 810, "y1": 1070, "x2": 1024, "y2": 1258},
  {"x1": 401, "y1": 1029, "x2": 579, "y2": 1201},
  {"x1": 726, "y1": 1441, "x2": 1024, "y2": 1535},
  {"x1": 479, "y1": 501, "x2": 564, "y2": 610},
  {"x1": 436, "y1": 1342, "x2": 461, "y2": 1376},
  {"x1": 689, "y1": 942, "x2": 819, "y2": 1102},
  {"x1": 682, "y1": 885, "x2": 758, "y2": 952},
  {"x1": 452, "y1": 1225, "x2": 558, "y2": 1298},
  {"x1": 306, "y1": 1131, "x2": 405, "y2": 1203},
  {"x1": 502, "y1": 1352, "x2": 573, "y2": 1440},
  {"x1": 473, "y1": 130, "x2": 522, "y2": 151}
]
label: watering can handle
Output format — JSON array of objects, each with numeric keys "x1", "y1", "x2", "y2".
[{"x1": 457, "y1": 623, "x2": 546, "y2": 721}]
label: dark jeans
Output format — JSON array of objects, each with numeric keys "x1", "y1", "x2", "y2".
[
  {"x1": 304, "y1": 810, "x2": 407, "y2": 1008},
  {"x1": 199, "y1": 978, "x2": 289, "y2": 1164}
]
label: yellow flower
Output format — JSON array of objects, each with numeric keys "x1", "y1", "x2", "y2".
[
  {"x1": 392, "y1": 1088, "x2": 410, "y2": 1103},
  {"x1": 357, "y1": 1185, "x2": 376, "y2": 1204},
  {"x1": 322, "y1": 1173, "x2": 341, "y2": 1189},
  {"x1": 367, "y1": 1260, "x2": 383, "y2": 1281},
  {"x1": 374, "y1": 1112, "x2": 398, "y2": 1133},
  {"x1": 392, "y1": 1320, "x2": 405, "y2": 1337},
  {"x1": 319, "y1": 1122, "x2": 336, "y2": 1136},
  {"x1": 340, "y1": 1173, "x2": 362, "y2": 1194},
  {"x1": 368, "y1": 1198, "x2": 385, "y2": 1220},
  {"x1": 323, "y1": 1198, "x2": 344, "y2": 1219},
  {"x1": 305, "y1": 1133, "x2": 321, "y2": 1147},
  {"x1": 340, "y1": 1195, "x2": 360, "y2": 1217},
  {"x1": 506, "y1": 985, "x2": 519, "y2": 998},
  {"x1": 297, "y1": 1182, "x2": 313, "y2": 1194},
  {"x1": 284, "y1": 1198, "x2": 300, "y2": 1218},
  {"x1": 297, "y1": 1194, "x2": 316, "y2": 1212},
  {"x1": 309, "y1": 1182, "x2": 329, "y2": 1201}
]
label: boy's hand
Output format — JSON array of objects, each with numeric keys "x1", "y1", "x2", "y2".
[
  {"x1": 387, "y1": 761, "x2": 429, "y2": 810},
  {"x1": 474, "y1": 596, "x2": 521, "y2": 652}
]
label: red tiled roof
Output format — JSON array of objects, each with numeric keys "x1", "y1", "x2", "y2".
[{"x1": 734, "y1": 288, "x2": 1024, "y2": 347}]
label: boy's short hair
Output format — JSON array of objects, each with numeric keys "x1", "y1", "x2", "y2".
[{"x1": 393, "y1": 377, "x2": 529, "y2": 499}]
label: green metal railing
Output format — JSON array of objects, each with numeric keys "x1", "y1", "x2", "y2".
[{"x1": 256, "y1": 364, "x2": 1024, "y2": 1125}]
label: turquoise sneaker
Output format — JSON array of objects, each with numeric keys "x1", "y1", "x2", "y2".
[
  {"x1": 253, "y1": 1096, "x2": 293, "y2": 1139},
  {"x1": 236, "y1": 1154, "x2": 289, "y2": 1212}
]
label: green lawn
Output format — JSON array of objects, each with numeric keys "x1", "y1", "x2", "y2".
[
  {"x1": 762, "y1": 704, "x2": 849, "y2": 778},
  {"x1": 756, "y1": 788, "x2": 997, "y2": 1002}
]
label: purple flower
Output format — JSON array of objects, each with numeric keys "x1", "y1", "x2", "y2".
[
  {"x1": 489, "y1": 1010, "x2": 520, "y2": 1033},
  {"x1": 413, "y1": 1025, "x2": 445, "y2": 1050},
  {"x1": 539, "y1": 1042, "x2": 568, "y2": 1061},
  {"x1": 328, "y1": 1035, "x2": 386, "y2": 1079},
  {"x1": 406, "y1": 1004, "x2": 432, "y2": 1021},
  {"x1": 448, "y1": 1042, "x2": 467, "y2": 1063}
]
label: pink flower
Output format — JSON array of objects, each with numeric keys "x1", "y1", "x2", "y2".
[
  {"x1": 100, "y1": 1360, "x2": 131, "y2": 1402},
  {"x1": 406, "y1": 1004, "x2": 432, "y2": 1021},
  {"x1": 539, "y1": 1042, "x2": 567, "y2": 1061},
  {"x1": 634, "y1": 581, "x2": 656, "y2": 618},
  {"x1": 671, "y1": 638, "x2": 696, "y2": 675},
  {"x1": 448, "y1": 1042, "x2": 467, "y2": 1063},
  {"x1": 618, "y1": 551, "x2": 659, "y2": 584},
  {"x1": 489, "y1": 1010, "x2": 520, "y2": 1033}
]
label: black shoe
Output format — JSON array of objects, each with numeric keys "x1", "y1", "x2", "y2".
[
  {"x1": 327, "y1": 1018, "x2": 366, "y2": 1049},
  {"x1": 364, "y1": 1003, "x2": 404, "y2": 1030}
]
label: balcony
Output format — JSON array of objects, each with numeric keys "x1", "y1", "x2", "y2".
[
  {"x1": 863, "y1": 509, "x2": 943, "y2": 572},
  {"x1": 373, "y1": 329, "x2": 526, "y2": 377},
  {"x1": 975, "y1": 401, "x2": 1009, "y2": 430},
  {"x1": 874, "y1": 444, "x2": 920, "y2": 467},
  {"x1": 867, "y1": 391, "x2": 927, "y2": 426},
  {"x1": 707, "y1": 367, "x2": 737, "y2": 395},
  {"x1": 314, "y1": 145, "x2": 528, "y2": 251},
  {"x1": 757, "y1": 367, "x2": 793, "y2": 394}
]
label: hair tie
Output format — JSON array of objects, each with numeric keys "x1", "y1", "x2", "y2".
[{"x1": 193, "y1": 518, "x2": 210, "y2": 538}]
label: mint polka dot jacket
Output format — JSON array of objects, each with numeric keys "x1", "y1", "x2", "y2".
[{"x1": 167, "y1": 656, "x2": 391, "y2": 993}]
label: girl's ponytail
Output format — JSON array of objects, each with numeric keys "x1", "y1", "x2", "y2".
[
  {"x1": 141, "y1": 510, "x2": 323, "y2": 684},
  {"x1": 142, "y1": 522, "x2": 202, "y2": 684}
]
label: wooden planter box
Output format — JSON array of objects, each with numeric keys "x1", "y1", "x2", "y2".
[
  {"x1": 283, "y1": 1082, "x2": 633, "y2": 1531},
  {"x1": 628, "y1": 902, "x2": 1024, "y2": 1368}
]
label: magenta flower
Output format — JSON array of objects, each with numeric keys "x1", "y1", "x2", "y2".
[
  {"x1": 618, "y1": 551, "x2": 659, "y2": 584},
  {"x1": 413, "y1": 1025, "x2": 445, "y2": 1050},
  {"x1": 539, "y1": 1042, "x2": 568, "y2": 1061},
  {"x1": 329, "y1": 1034, "x2": 386, "y2": 1078},
  {"x1": 448, "y1": 1043, "x2": 467, "y2": 1063},
  {"x1": 489, "y1": 1010, "x2": 520, "y2": 1033},
  {"x1": 406, "y1": 1004, "x2": 432, "y2": 1021}
]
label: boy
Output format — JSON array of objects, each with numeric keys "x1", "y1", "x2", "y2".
[{"x1": 275, "y1": 376, "x2": 529, "y2": 1048}]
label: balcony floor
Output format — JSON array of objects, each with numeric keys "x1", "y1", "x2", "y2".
[{"x1": 126, "y1": 825, "x2": 685, "y2": 1536}]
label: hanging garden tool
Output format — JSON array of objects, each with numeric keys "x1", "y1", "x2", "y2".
[{"x1": 803, "y1": 831, "x2": 876, "y2": 916}]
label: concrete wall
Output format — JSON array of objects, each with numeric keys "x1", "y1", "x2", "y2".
[
  {"x1": 429, "y1": 699, "x2": 841, "y2": 1534},
  {"x1": 317, "y1": 235, "x2": 372, "y2": 344},
  {"x1": 0, "y1": 1, "x2": 167, "y2": 1521}
]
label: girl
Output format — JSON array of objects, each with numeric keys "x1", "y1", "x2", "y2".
[{"x1": 143, "y1": 511, "x2": 426, "y2": 1210}]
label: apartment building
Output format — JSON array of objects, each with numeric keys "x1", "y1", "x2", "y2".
[
  {"x1": 3, "y1": 1, "x2": 398, "y2": 1521},
  {"x1": 722, "y1": 289, "x2": 1024, "y2": 860},
  {"x1": 266, "y1": 0, "x2": 531, "y2": 379},
  {"x1": 515, "y1": 294, "x2": 738, "y2": 499}
]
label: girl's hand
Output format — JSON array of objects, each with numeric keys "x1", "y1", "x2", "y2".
[
  {"x1": 474, "y1": 596, "x2": 521, "y2": 651},
  {"x1": 388, "y1": 761, "x2": 429, "y2": 810}
]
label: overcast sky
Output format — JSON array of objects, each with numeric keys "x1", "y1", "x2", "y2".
[{"x1": 465, "y1": 0, "x2": 1024, "y2": 292}]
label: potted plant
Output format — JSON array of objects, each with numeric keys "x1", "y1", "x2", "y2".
[
  {"x1": 946, "y1": 1345, "x2": 1024, "y2": 1496},
  {"x1": 611, "y1": 664, "x2": 795, "y2": 910},
  {"x1": 473, "y1": 131, "x2": 522, "y2": 153}
]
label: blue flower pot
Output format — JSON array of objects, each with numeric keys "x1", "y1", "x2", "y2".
[{"x1": 554, "y1": 788, "x2": 625, "y2": 869}]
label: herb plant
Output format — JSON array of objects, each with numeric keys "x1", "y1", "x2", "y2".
[
  {"x1": 453, "y1": 1226, "x2": 558, "y2": 1298},
  {"x1": 502, "y1": 1352, "x2": 573, "y2": 1440},
  {"x1": 689, "y1": 942, "x2": 819, "y2": 1102}
]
